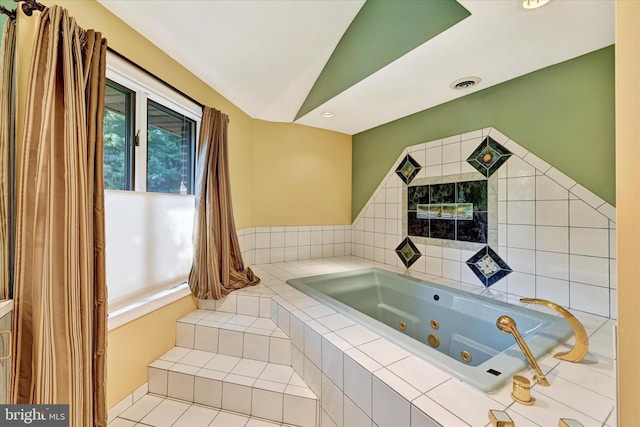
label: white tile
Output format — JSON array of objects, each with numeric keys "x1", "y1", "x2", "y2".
[
  {"x1": 260, "y1": 363, "x2": 294, "y2": 384},
  {"x1": 108, "y1": 395, "x2": 133, "y2": 423},
  {"x1": 303, "y1": 356, "x2": 322, "y2": 398},
  {"x1": 523, "y1": 151, "x2": 551, "y2": 173},
  {"x1": 570, "y1": 282, "x2": 610, "y2": 317},
  {"x1": 546, "y1": 167, "x2": 577, "y2": 190},
  {"x1": 425, "y1": 146, "x2": 442, "y2": 166},
  {"x1": 204, "y1": 354, "x2": 241, "y2": 373},
  {"x1": 321, "y1": 338, "x2": 344, "y2": 389},
  {"x1": 167, "y1": 370, "x2": 195, "y2": 402},
  {"x1": 507, "y1": 247, "x2": 535, "y2": 274},
  {"x1": 536, "y1": 200, "x2": 569, "y2": 226},
  {"x1": 570, "y1": 184, "x2": 605, "y2": 209},
  {"x1": 172, "y1": 405, "x2": 219, "y2": 427},
  {"x1": 441, "y1": 259, "x2": 461, "y2": 281},
  {"x1": 424, "y1": 256, "x2": 442, "y2": 277},
  {"x1": 374, "y1": 369, "x2": 421, "y2": 402},
  {"x1": 506, "y1": 156, "x2": 535, "y2": 178},
  {"x1": 270, "y1": 336, "x2": 292, "y2": 365},
  {"x1": 179, "y1": 349, "x2": 215, "y2": 367},
  {"x1": 176, "y1": 322, "x2": 195, "y2": 348},
  {"x1": 570, "y1": 227, "x2": 609, "y2": 258},
  {"x1": 160, "y1": 346, "x2": 190, "y2": 363},
  {"x1": 140, "y1": 399, "x2": 190, "y2": 427},
  {"x1": 411, "y1": 395, "x2": 468, "y2": 427},
  {"x1": 536, "y1": 251, "x2": 569, "y2": 280},
  {"x1": 507, "y1": 272, "x2": 536, "y2": 297},
  {"x1": 255, "y1": 233, "x2": 271, "y2": 249},
  {"x1": 536, "y1": 175, "x2": 569, "y2": 200},
  {"x1": 427, "y1": 380, "x2": 502, "y2": 427},
  {"x1": 210, "y1": 411, "x2": 250, "y2": 427},
  {"x1": 194, "y1": 325, "x2": 219, "y2": 353},
  {"x1": 507, "y1": 176, "x2": 535, "y2": 201},
  {"x1": 283, "y1": 394, "x2": 318, "y2": 427},
  {"x1": 536, "y1": 276, "x2": 569, "y2": 306},
  {"x1": 507, "y1": 225, "x2": 535, "y2": 249},
  {"x1": 147, "y1": 367, "x2": 169, "y2": 396},
  {"x1": 358, "y1": 339, "x2": 411, "y2": 366},
  {"x1": 304, "y1": 324, "x2": 323, "y2": 367},
  {"x1": 322, "y1": 374, "x2": 344, "y2": 427},
  {"x1": 570, "y1": 255, "x2": 610, "y2": 287},
  {"x1": 218, "y1": 329, "x2": 244, "y2": 357},
  {"x1": 570, "y1": 200, "x2": 609, "y2": 228},
  {"x1": 507, "y1": 201, "x2": 535, "y2": 225},
  {"x1": 372, "y1": 375, "x2": 410, "y2": 427},
  {"x1": 118, "y1": 395, "x2": 163, "y2": 422},
  {"x1": 335, "y1": 324, "x2": 379, "y2": 347},
  {"x1": 243, "y1": 333, "x2": 270, "y2": 362},
  {"x1": 536, "y1": 226, "x2": 569, "y2": 253},
  {"x1": 598, "y1": 203, "x2": 616, "y2": 222},
  {"x1": 344, "y1": 396, "x2": 373, "y2": 427},
  {"x1": 387, "y1": 356, "x2": 450, "y2": 393},
  {"x1": 343, "y1": 354, "x2": 373, "y2": 417},
  {"x1": 442, "y1": 142, "x2": 461, "y2": 163},
  {"x1": 231, "y1": 359, "x2": 267, "y2": 378},
  {"x1": 441, "y1": 247, "x2": 461, "y2": 261},
  {"x1": 252, "y1": 388, "x2": 283, "y2": 422},
  {"x1": 107, "y1": 419, "x2": 137, "y2": 427},
  {"x1": 222, "y1": 382, "x2": 252, "y2": 415},
  {"x1": 194, "y1": 375, "x2": 223, "y2": 407}
]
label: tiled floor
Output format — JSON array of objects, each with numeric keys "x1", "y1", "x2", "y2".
[
  {"x1": 109, "y1": 394, "x2": 299, "y2": 426},
  {"x1": 109, "y1": 256, "x2": 617, "y2": 427}
]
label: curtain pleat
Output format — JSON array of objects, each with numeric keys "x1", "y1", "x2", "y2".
[
  {"x1": 0, "y1": 17, "x2": 16, "y2": 300},
  {"x1": 11, "y1": 6, "x2": 107, "y2": 427},
  {"x1": 189, "y1": 107, "x2": 259, "y2": 299}
]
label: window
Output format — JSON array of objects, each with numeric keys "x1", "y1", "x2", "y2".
[{"x1": 104, "y1": 53, "x2": 201, "y2": 194}]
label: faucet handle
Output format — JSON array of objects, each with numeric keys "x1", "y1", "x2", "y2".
[{"x1": 488, "y1": 409, "x2": 515, "y2": 427}]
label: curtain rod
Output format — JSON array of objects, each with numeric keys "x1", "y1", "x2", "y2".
[
  {"x1": 14, "y1": 0, "x2": 45, "y2": 17},
  {"x1": 107, "y1": 47, "x2": 205, "y2": 111},
  {"x1": 1, "y1": 5, "x2": 16, "y2": 19}
]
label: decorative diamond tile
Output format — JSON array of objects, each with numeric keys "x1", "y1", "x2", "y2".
[
  {"x1": 395, "y1": 237, "x2": 421, "y2": 268},
  {"x1": 466, "y1": 246, "x2": 511, "y2": 287},
  {"x1": 466, "y1": 136, "x2": 512, "y2": 177},
  {"x1": 395, "y1": 154, "x2": 421, "y2": 184}
]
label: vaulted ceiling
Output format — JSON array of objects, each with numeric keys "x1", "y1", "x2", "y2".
[{"x1": 98, "y1": 0, "x2": 614, "y2": 135}]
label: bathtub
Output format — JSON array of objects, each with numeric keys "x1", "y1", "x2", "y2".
[{"x1": 286, "y1": 267, "x2": 573, "y2": 392}]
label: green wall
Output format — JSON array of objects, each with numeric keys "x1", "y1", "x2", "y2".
[{"x1": 352, "y1": 45, "x2": 615, "y2": 220}]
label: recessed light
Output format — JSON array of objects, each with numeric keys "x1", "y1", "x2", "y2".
[
  {"x1": 450, "y1": 76, "x2": 481, "y2": 90},
  {"x1": 523, "y1": 0, "x2": 550, "y2": 10},
  {"x1": 321, "y1": 111, "x2": 335, "y2": 118}
]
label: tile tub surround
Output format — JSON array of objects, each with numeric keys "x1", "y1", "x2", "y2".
[
  {"x1": 262, "y1": 258, "x2": 616, "y2": 427},
  {"x1": 352, "y1": 127, "x2": 617, "y2": 319},
  {"x1": 107, "y1": 257, "x2": 616, "y2": 427}
]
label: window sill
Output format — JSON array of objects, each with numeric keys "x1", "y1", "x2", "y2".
[{"x1": 107, "y1": 283, "x2": 192, "y2": 331}]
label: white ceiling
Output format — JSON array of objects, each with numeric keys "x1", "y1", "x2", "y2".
[{"x1": 98, "y1": 0, "x2": 614, "y2": 136}]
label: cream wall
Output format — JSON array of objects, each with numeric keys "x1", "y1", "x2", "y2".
[
  {"x1": 14, "y1": 0, "x2": 353, "y2": 411},
  {"x1": 615, "y1": 1, "x2": 639, "y2": 424},
  {"x1": 252, "y1": 120, "x2": 352, "y2": 226}
]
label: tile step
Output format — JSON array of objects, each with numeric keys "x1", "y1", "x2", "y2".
[
  {"x1": 175, "y1": 310, "x2": 292, "y2": 365},
  {"x1": 148, "y1": 348, "x2": 318, "y2": 427}
]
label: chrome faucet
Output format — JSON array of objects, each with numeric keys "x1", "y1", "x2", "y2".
[{"x1": 496, "y1": 315, "x2": 550, "y2": 386}]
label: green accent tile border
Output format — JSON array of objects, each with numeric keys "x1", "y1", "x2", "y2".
[{"x1": 296, "y1": 0, "x2": 470, "y2": 120}]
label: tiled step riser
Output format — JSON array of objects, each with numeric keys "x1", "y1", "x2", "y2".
[
  {"x1": 197, "y1": 294, "x2": 272, "y2": 318},
  {"x1": 147, "y1": 366, "x2": 318, "y2": 427},
  {"x1": 176, "y1": 322, "x2": 292, "y2": 365}
]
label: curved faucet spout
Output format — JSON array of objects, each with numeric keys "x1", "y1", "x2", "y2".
[{"x1": 520, "y1": 298, "x2": 589, "y2": 363}]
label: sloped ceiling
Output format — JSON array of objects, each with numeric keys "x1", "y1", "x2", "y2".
[{"x1": 98, "y1": 0, "x2": 614, "y2": 136}]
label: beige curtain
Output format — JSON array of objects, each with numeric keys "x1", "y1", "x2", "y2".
[
  {"x1": 12, "y1": 6, "x2": 107, "y2": 427},
  {"x1": 0, "y1": 16, "x2": 16, "y2": 300},
  {"x1": 189, "y1": 107, "x2": 259, "y2": 299}
]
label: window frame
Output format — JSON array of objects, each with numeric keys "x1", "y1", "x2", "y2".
[{"x1": 105, "y1": 52, "x2": 201, "y2": 194}]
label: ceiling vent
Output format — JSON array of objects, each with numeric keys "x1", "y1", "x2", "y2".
[{"x1": 450, "y1": 76, "x2": 482, "y2": 90}]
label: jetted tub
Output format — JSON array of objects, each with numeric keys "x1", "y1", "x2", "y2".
[{"x1": 286, "y1": 267, "x2": 573, "y2": 392}]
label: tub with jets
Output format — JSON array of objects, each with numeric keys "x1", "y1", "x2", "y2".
[{"x1": 286, "y1": 267, "x2": 572, "y2": 392}]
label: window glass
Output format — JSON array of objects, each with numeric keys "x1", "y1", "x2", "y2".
[
  {"x1": 146, "y1": 100, "x2": 195, "y2": 195},
  {"x1": 103, "y1": 80, "x2": 134, "y2": 190}
]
